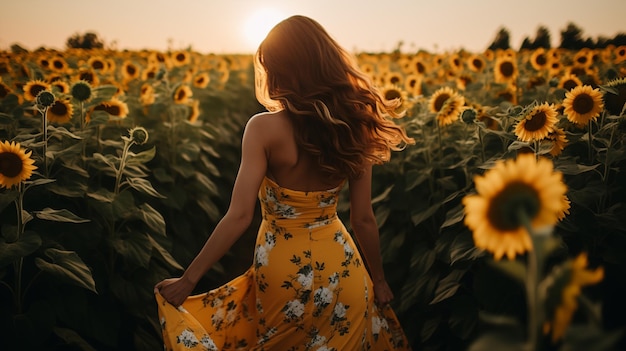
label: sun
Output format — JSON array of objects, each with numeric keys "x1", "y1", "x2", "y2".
[{"x1": 242, "y1": 8, "x2": 285, "y2": 51}]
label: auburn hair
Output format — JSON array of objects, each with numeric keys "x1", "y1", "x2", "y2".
[{"x1": 254, "y1": 15, "x2": 414, "y2": 179}]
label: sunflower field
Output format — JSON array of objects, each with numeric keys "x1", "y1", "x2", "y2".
[{"x1": 0, "y1": 45, "x2": 625, "y2": 350}]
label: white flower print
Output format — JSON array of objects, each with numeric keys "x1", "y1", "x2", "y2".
[
  {"x1": 308, "y1": 334, "x2": 327, "y2": 347},
  {"x1": 328, "y1": 272, "x2": 339, "y2": 290},
  {"x1": 255, "y1": 245, "x2": 269, "y2": 267},
  {"x1": 372, "y1": 316, "x2": 389, "y2": 336},
  {"x1": 318, "y1": 195, "x2": 336, "y2": 208},
  {"x1": 176, "y1": 328, "x2": 199, "y2": 348},
  {"x1": 314, "y1": 287, "x2": 333, "y2": 308},
  {"x1": 333, "y1": 302, "x2": 347, "y2": 319},
  {"x1": 226, "y1": 308, "x2": 237, "y2": 324},
  {"x1": 200, "y1": 334, "x2": 218, "y2": 350},
  {"x1": 264, "y1": 231, "x2": 276, "y2": 248},
  {"x1": 297, "y1": 268, "x2": 314, "y2": 290},
  {"x1": 283, "y1": 299, "x2": 305, "y2": 321},
  {"x1": 212, "y1": 308, "x2": 225, "y2": 326}
]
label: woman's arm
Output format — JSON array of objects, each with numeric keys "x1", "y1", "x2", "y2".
[
  {"x1": 155, "y1": 115, "x2": 268, "y2": 306},
  {"x1": 348, "y1": 163, "x2": 394, "y2": 306}
]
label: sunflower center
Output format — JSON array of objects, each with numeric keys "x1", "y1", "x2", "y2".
[
  {"x1": 535, "y1": 54, "x2": 547, "y2": 66},
  {"x1": 50, "y1": 101, "x2": 68, "y2": 115},
  {"x1": 572, "y1": 94, "x2": 594, "y2": 114},
  {"x1": 524, "y1": 110, "x2": 547, "y2": 131},
  {"x1": 563, "y1": 79, "x2": 578, "y2": 91},
  {"x1": 0, "y1": 152, "x2": 23, "y2": 178},
  {"x1": 487, "y1": 182, "x2": 540, "y2": 231},
  {"x1": 95, "y1": 104, "x2": 121, "y2": 116},
  {"x1": 385, "y1": 89, "x2": 402, "y2": 100},
  {"x1": 499, "y1": 61, "x2": 514, "y2": 77},
  {"x1": 472, "y1": 59, "x2": 483, "y2": 70},
  {"x1": 434, "y1": 94, "x2": 450, "y2": 112},
  {"x1": 91, "y1": 60, "x2": 105, "y2": 70},
  {"x1": 127, "y1": 65, "x2": 136, "y2": 75},
  {"x1": 53, "y1": 60, "x2": 64, "y2": 69},
  {"x1": 416, "y1": 62, "x2": 425, "y2": 74}
]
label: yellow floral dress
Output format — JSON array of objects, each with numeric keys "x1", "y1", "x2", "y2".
[{"x1": 155, "y1": 176, "x2": 411, "y2": 350}]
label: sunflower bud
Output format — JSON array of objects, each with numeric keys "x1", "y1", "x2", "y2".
[
  {"x1": 155, "y1": 68, "x2": 167, "y2": 81},
  {"x1": 71, "y1": 81, "x2": 92, "y2": 102},
  {"x1": 461, "y1": 108, "x2": 477, "y2": 124},
  {"x1": 36, "y1": 91, "x2": 55, "y2": 108},
  {"x1": 129, "y1": 127, "x2": 149, "y2": 145}
]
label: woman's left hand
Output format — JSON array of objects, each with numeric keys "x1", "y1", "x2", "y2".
[{"x1": 154, "y1": 276, "x2": 195, "y2": 307}]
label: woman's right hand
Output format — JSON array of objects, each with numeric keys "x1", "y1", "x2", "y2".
[{"x1": 154, "y1": 276, "x2": 196, "y2": 307}]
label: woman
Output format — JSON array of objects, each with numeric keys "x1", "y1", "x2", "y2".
[{"x1": 155, "y1": 15, "x2": 414, "y2": 350}]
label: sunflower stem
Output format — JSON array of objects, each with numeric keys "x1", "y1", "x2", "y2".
[
  {"x1": 587, "y1": 120, "x2": 593, "y2": 163},
  {"x1": 41, "y1": 107, "x2": 49, "y2": 178},
  {"x1": 13, "y1": 182, "x2": 26, "y2": 314},
  {"x1": 518, "y1": 209, "x2": 546, "y2": 351},
  {"x1": 114, "y1": 139, "x2": 133, "y2": 195},
  {"x1": 478, "y1": 125, "x2": 485, "y2": 163}
]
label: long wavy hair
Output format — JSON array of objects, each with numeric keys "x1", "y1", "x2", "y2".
[{"x1": 254, "y1": 15, "x2": 414, "y2": 179}]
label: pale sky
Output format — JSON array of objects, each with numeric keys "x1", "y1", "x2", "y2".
[{"x1": 1, "y1": 0, "x2": 624, "y2": 54}]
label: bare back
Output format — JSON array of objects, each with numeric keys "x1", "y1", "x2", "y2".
[{"x1": 254, "y1": 110, "x2": 345, "y2": 192}]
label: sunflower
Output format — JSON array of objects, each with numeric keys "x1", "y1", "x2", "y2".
[
  {"x1": 602, "y1": 77, "x2": 626, "y2": 116},
  {"x1": 462, "y1": 154, "x2": 568, "y2": 260},
  {"x1": 139, "y1": 83, "x2": 155, "y2": 105},
  {"x1": 514, "y1": 103, "x2": 558, "y2": 142},
  {"x1": 563, "y1": 85, "x2": 604, "y2": 126},
  {"x1": 22, "y1": 79, "x2": 52, "y2": 102},
  {"x1": 427, "y1": 87, "x2": 465, "y2": 127},
  {"x1": 0, "y1": 140, "x2": 37, "y2": 188},
  {"x1": 572, "y1": 48, "x2": 592, "y2": 68},
  {"x1": 141, "y1": 64, "x2": 159, "y2": 80},
  {"x1": 529, "y1": 48, "x2": 549, "y2": 71},
  {"x1": 543, "y1": 253, "x2": 604, "y2": 343},
  {"x1": 91, "y1": 98, "x2": 129, "y2": 119},
  {"x1": 381, "y1": 84, "x2": 410, "y2": 115},
  {"x1": 50, "y1": 56, "x2": 68, "y2": 72},
  {"x1": 614, "y1": 45, "x2": 626, "y2": 64},
  {"x1": 409, "y1": 56, "x2": 429, "y2": 76},
  {"x1": 87, "y1": 56, "x2": 108, "y2": 73},
  {"x1": 46, "y1": 98, "x2": 74, "y2": 124},
  {"x1": 384, "y1": 71, "x2": 403, "y2": 87},
  {"x1": 404, "y1": 74, "x2": 422, "y2": 97},
  {"x1": 558, "y1": 74, "x2": 582, "y2": 91},
  {"x1": 121, "y1": 60, "x2": 140, "y2": 81},
  {"x1": 50, "y1": 80, "x2": 70, "y2": 94},
  {"x1": 544, "y1": 127, "x2": 568, "y2": 157},
  {"x1": 494, "y1": 56, "x2": 518, "y2": 83},
  {"x1": 173, "y1": 84, "x2": 193, "y2": 104},
  {"x1": 171, "y1": 50, "x2": 190, "y2": 66},
  {"x1": 467, "y1": 54, "x2": 486, "y2": 72},
  {"x1": 75, "y1": 69, "x2": 100, "y2": 86},
  {"x1": 193, "y1": 72, "x2": 210, "y2": 88}
]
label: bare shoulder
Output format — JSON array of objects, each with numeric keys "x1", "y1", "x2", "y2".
[{"x1": 246, "y1": 110, "x2": 291, "y2": 134}]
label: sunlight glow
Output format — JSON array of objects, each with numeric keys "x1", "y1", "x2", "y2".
[{"x1": 242, "y1": 8, "x2": 285, "y2": 51}]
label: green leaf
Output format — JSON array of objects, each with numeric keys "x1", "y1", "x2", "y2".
[
  {"x1": 35, "y1": 248, "x2": 97, "y2": 293},
  {"x1": 53, "y1": 327, "x2": 98, "y2": 351},
  {"x1": 410, "y1": 202, "x2": 441, "y2": 226},
  {"x1": 371, "y1": 185, "x2": 394, "y2": 204},
  {"x1": 0, "y1": 231, "x2": 42, "y2": 268},
  {"x1": 126, "y1": 177, "x2": 166, "y2": 198},
  {"x1": 405, "y1": 169, "x2": 431, "y2": 191},
  {"x1": 147, "y1": 235, "x2": 183, "y2": 270},
  {"x1": 47, "y1": 125, "x2": 82, "y2": 140},
  {"x1": 136, "y1": 203, "x2": 166, "y2": 236},
  {"x1": 430, "y1": 269, "x2": 466, "y2": 304},
  {"x1": 87, "y1": 188, "x2": 115, "y2": 203},
  {"x1": 126, "y1": 146, "x2": 156, "y2": 164},
  {"x1": 0, "y1": 189, "x2": 19, "y2": 212},
  {"x1": 441, "y1": 204, "x2": 465, "y2": 229},
  {"x1": 112, "y1": 232, "x2": 152, "y2": 269},
  {"x1": 92, "y1": 152, "x2": 118, "y2": 170},
  {"x1": 555, "y1": 162, "x2": 600, "y2": 175},
  {"x1": 195, "y1": 172, "x2": 219, "y2": 195},
  {"x1": 33, "y1": 208, "x2": 90, "y2": 223}
]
